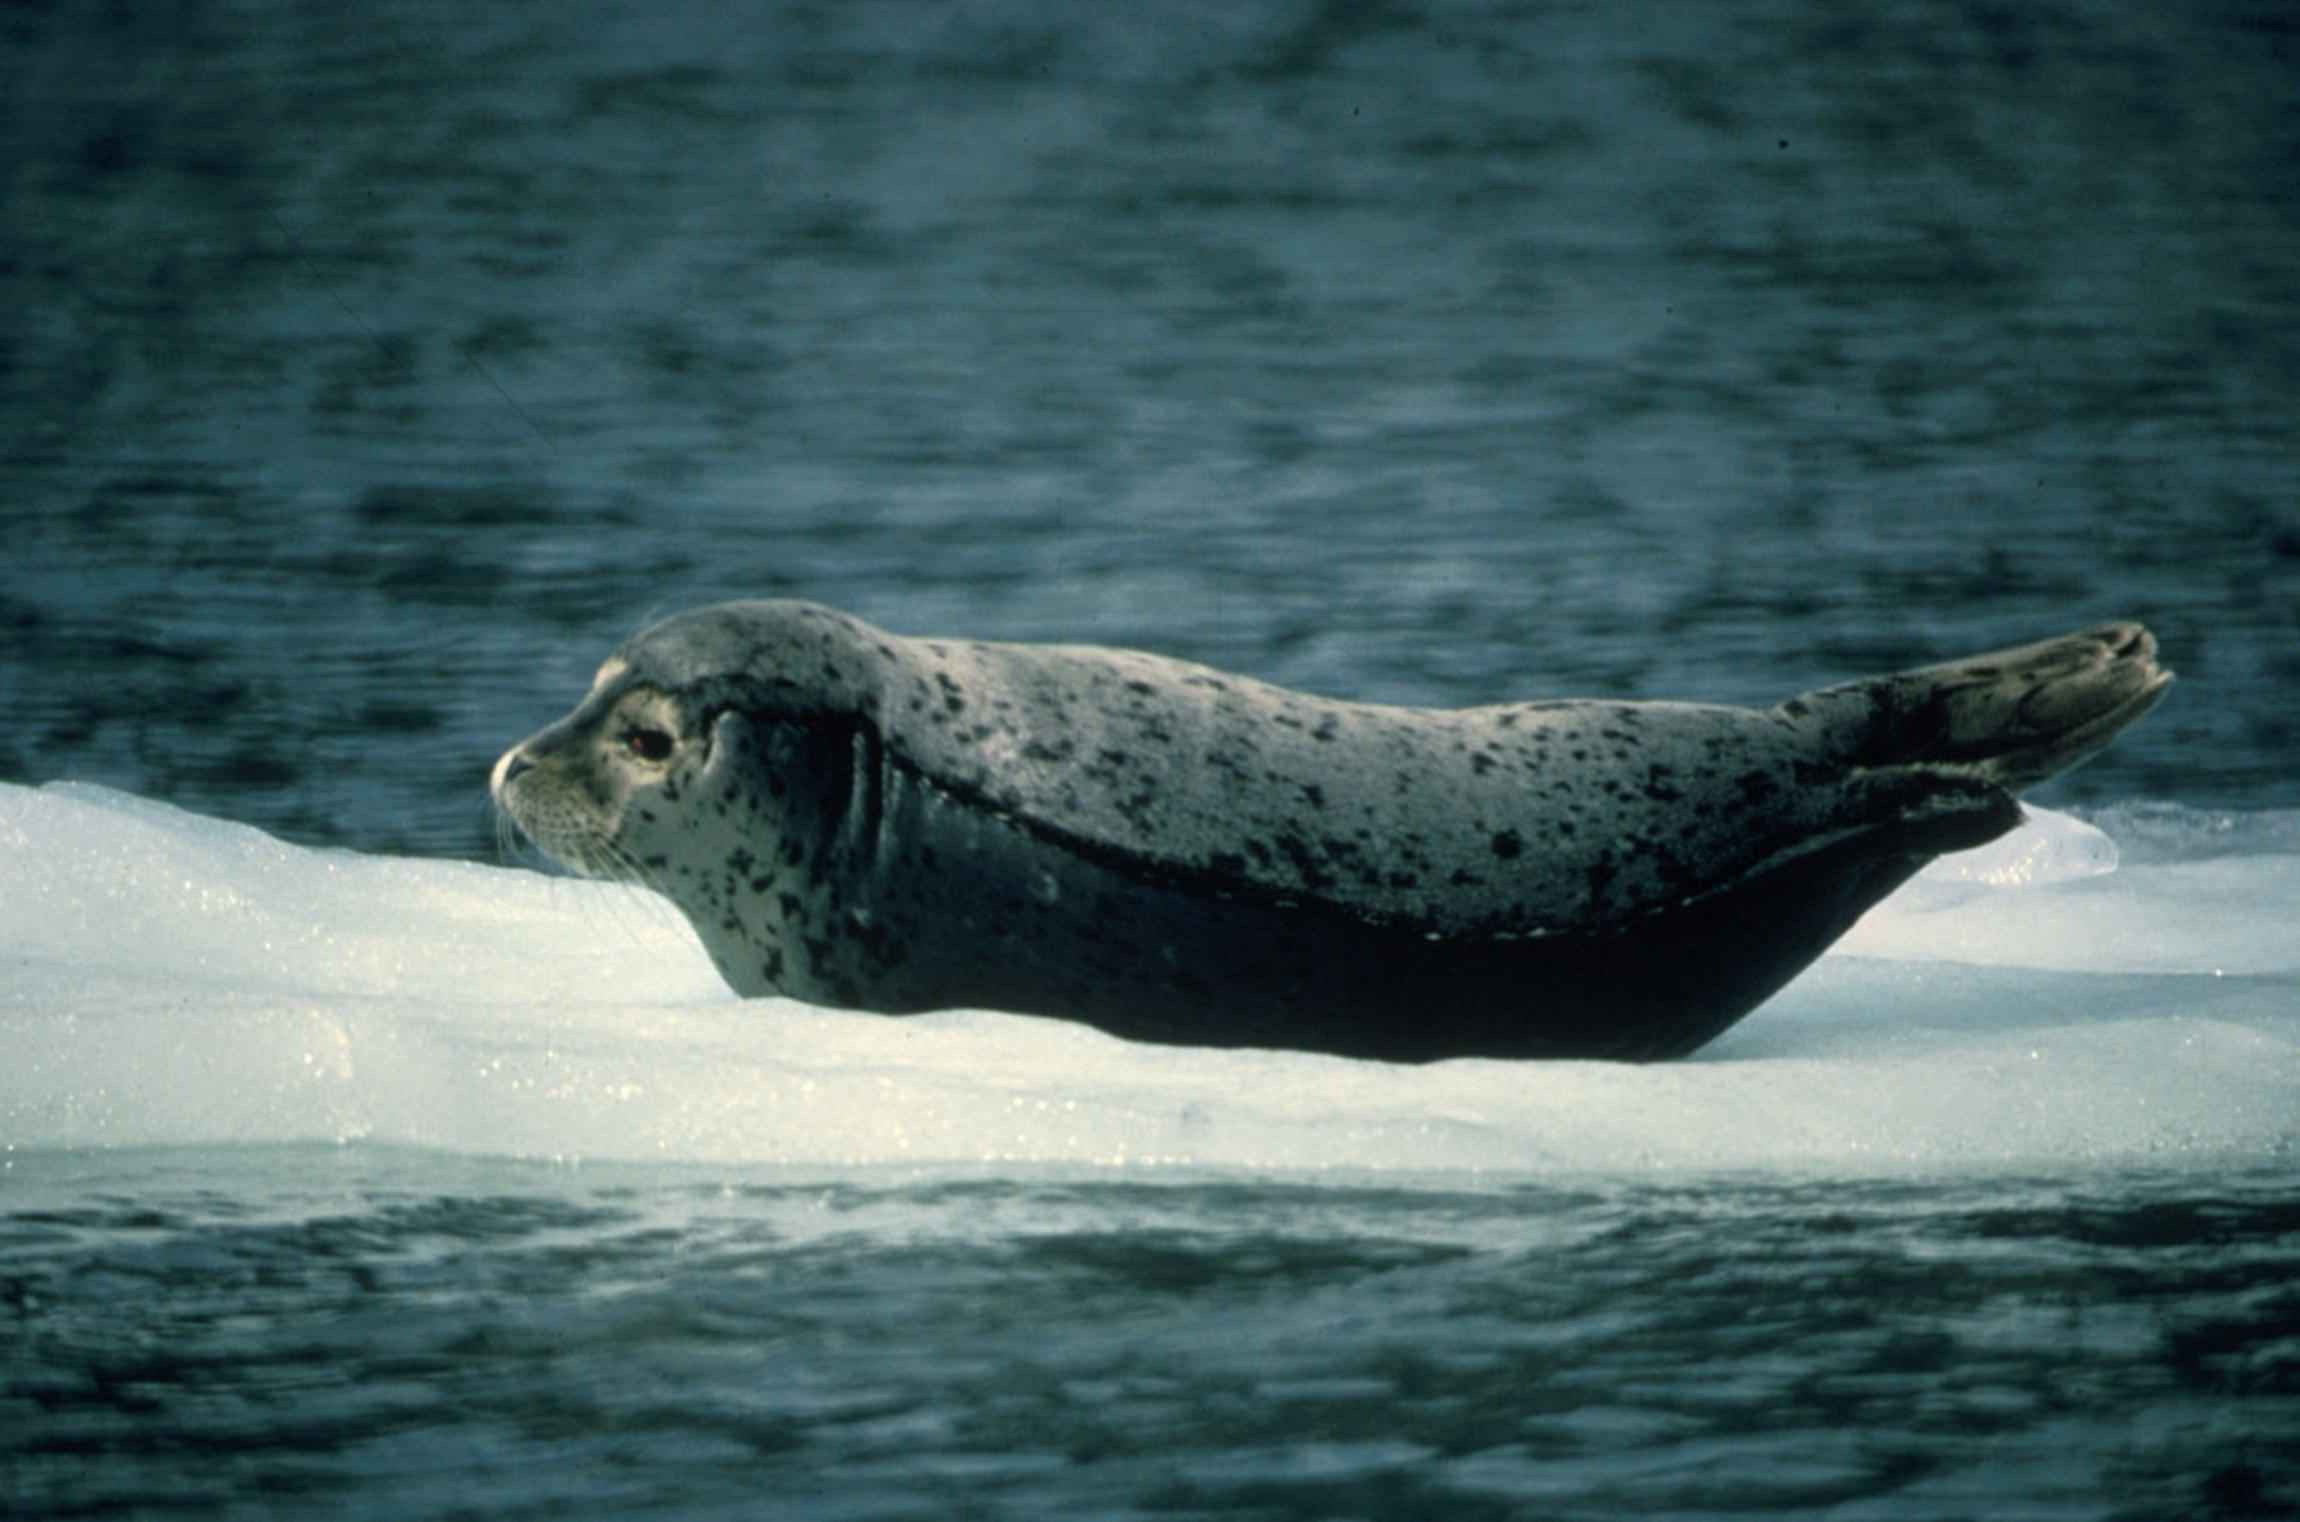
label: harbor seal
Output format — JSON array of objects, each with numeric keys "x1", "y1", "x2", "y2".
[{"x1": 491, "y1": 603, "x2": 2169, "y2": 1061}]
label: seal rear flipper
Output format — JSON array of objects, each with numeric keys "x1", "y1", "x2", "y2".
[{"x1": 1779, "y1": 621, "x2": 2173, "y2": 793}]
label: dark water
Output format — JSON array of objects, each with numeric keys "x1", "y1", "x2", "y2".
[
  {"x1": 4, "y1": 0, "x2": 2296, "y2": 858},
  {"x1": 4, "y1": 1, "x2": 2297, "y2": 1516},
  {"x1": 5, "y1": 1151, "x2": 2298, "y2": 1522}
]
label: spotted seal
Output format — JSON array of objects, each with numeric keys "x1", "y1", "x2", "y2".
[{"x1": 491, "y1": 603, "x2": 2169, "y2": 1060}]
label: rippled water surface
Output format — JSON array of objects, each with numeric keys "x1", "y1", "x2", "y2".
[
  {"x1": 4, "y1": 0, "x2": 2296, "y2": 1515},
  {"x1": 7, "y1": 0, "x2": 2296, "y2": 854},
  {"x1": 7, "y1": 1153, "x2": 2298, "y2": 1521}
]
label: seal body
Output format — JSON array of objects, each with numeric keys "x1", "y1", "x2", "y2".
[{"x1": 492, "y1": 602, "x2": 2170, "y2": 1061}]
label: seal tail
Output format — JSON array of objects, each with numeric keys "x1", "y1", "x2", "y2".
[{"x1": 1780, "y1": 621, "x2": 2173, "y2": 792}]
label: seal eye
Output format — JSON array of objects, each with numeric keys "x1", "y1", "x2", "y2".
[{"x1": 623, "y1": 727, "x2": 674, "y2": 763}]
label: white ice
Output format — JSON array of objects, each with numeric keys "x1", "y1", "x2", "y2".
[{"x1": 2, "y1": 780, "x2": 2293, "y2": 1174}]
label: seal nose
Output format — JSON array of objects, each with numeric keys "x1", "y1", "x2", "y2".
[{"x1": 491, "y1": 750, "x2": 535, "y2": 795}]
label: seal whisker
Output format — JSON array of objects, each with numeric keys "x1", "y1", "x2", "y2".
[
  {"x1": 491, "y1": 801, "x2": 521, "y2": 869},
  {"x1": 536, "y1": 826, "x2": 691, "y2": 952}
]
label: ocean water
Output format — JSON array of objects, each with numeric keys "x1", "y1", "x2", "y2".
[{"x1": 4, "y1": 0, "x2": 2297, "y2": 1516}]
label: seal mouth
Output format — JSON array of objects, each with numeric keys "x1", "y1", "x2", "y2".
[
  {"x1": 497, "y1": 794, "x2": 644, "y2": 883},
  {"x1": 490, "y1": 747, "x2": 617, "y2": 879}
]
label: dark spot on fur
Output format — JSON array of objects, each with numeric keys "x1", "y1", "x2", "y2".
[
  {"x1": 1737, "y1": 769, "x2": 1780, "y2": 803},
  {"x1": 1299, "y1": 782, "x2": 1326, "y2": 809},
  {"x1": 1271, "y1": 831, "x2": 1333, "y2": 892},
  {"x1": 1490, "y1": 829, "x2": 1524, "y2": 860}
]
